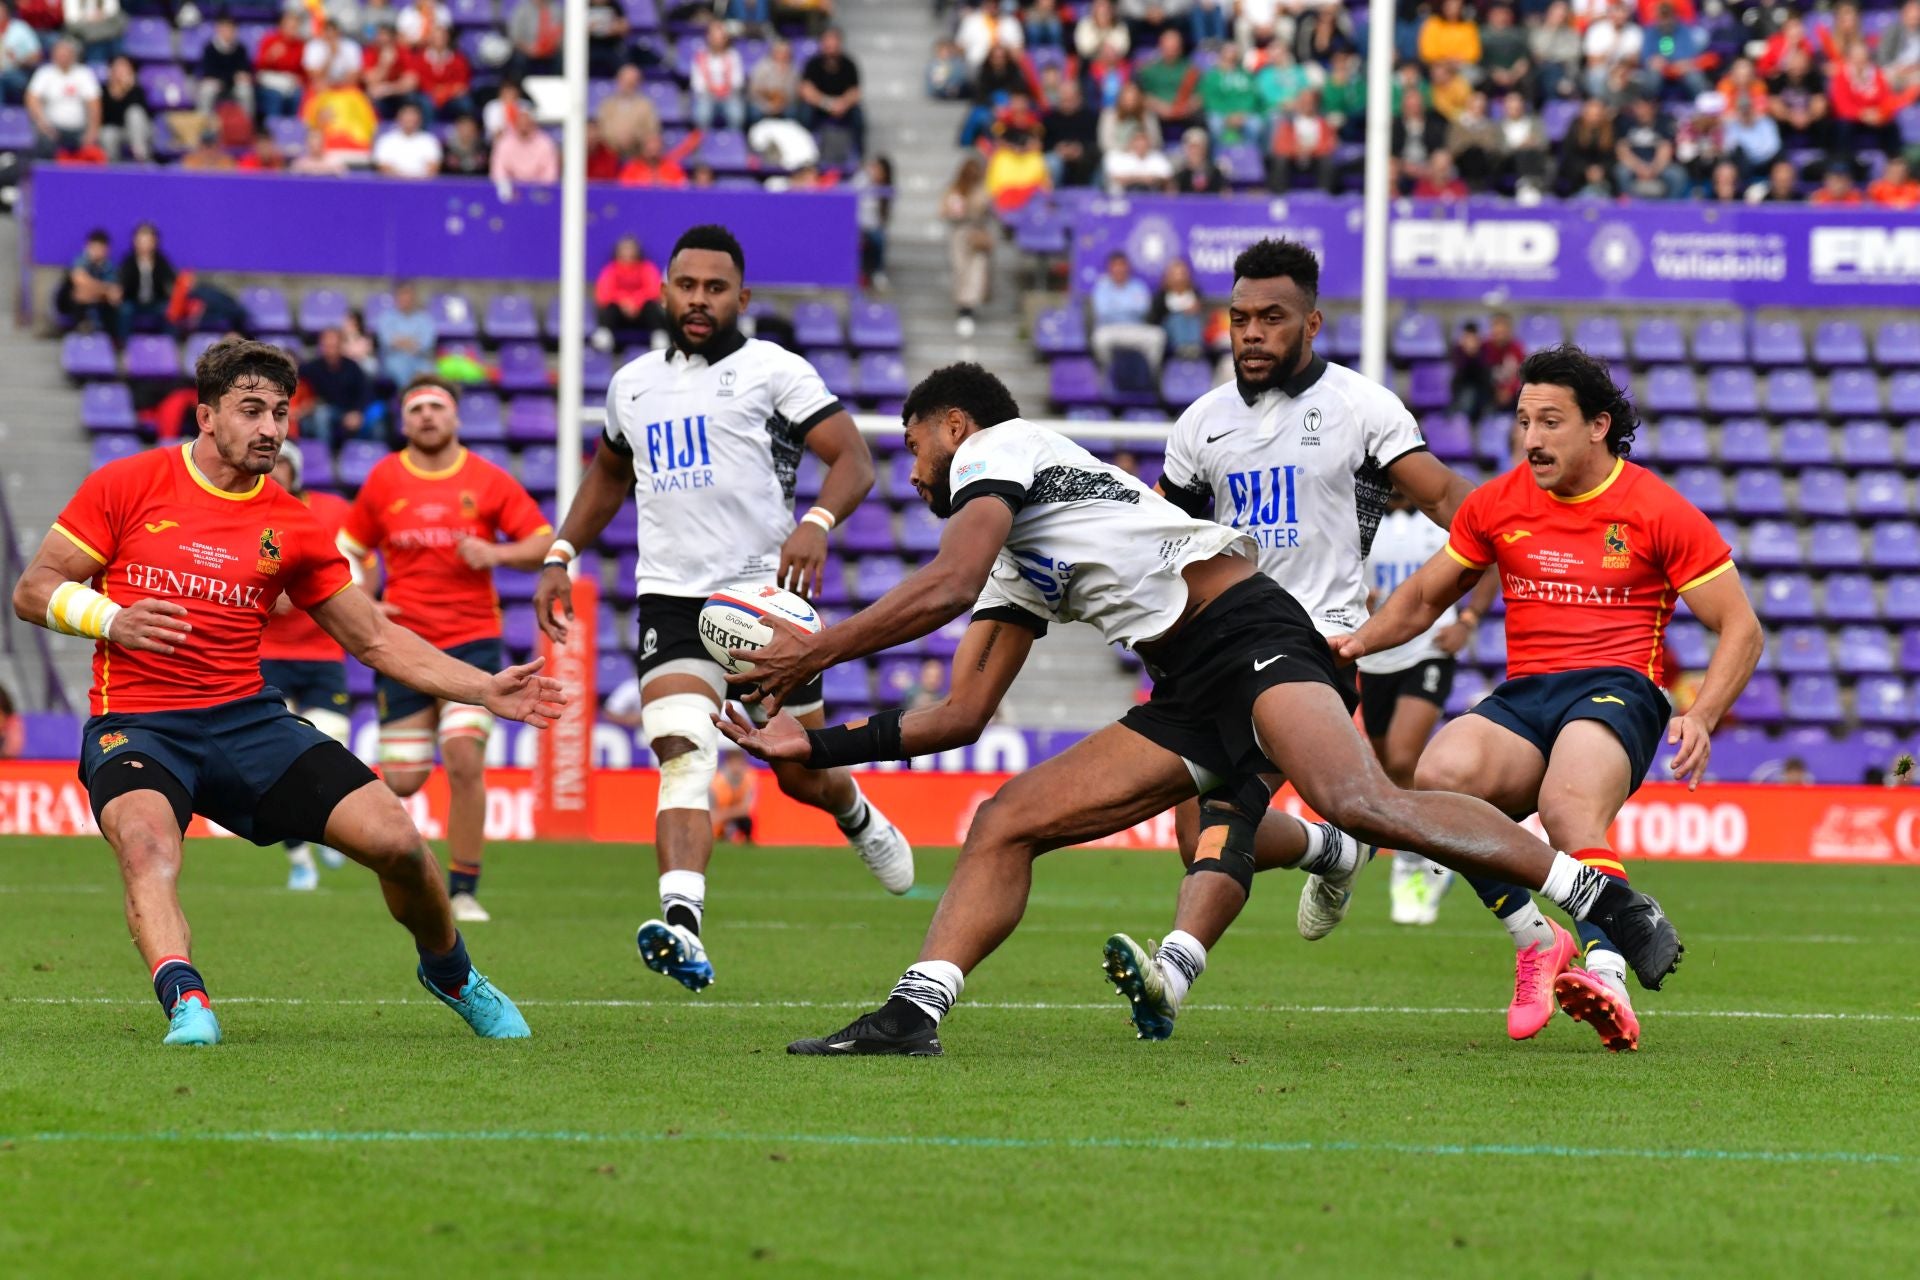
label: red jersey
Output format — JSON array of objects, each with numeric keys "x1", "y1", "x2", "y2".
[
  {"x1": 1446, "y1": 458, "x2": 1733, "y2": 682},
  {"x1": 52, "y1": 444, "x2": 354, "y2": 715},
  {"x1": 260, "y1": 489, "x2": 353, "y2": 662},
  {"x1": 341, "y1": 447, "x2": 550, "y2": 649}
]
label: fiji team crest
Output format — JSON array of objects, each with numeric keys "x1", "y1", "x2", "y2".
[
  {"x1": 98, "y1": 730, "x2": 128, "y2": 753},
  {"x1": 257, "y1": 527, "x2": 283, "y2": 575},
  {"x1": 1602, "y1": 522, "x2": 1631, "y2": 569}
]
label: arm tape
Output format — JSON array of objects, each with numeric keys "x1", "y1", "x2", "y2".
[
  {"x1": 804, "y1": 708, "x2": 908, "y2": 770},
  {"x1": 46, "y1": 581, "x2": 121, "y2": 640}
]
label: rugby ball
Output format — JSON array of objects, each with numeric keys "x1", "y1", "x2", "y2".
[{"x1": 699, "y1": 583, "x2": 823, "y2": 676}]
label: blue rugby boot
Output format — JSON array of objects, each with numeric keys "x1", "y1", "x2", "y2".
[
  {"x1": 1101, "y1": 933, "x2": 1177, "y2": 1041},
  {"x1": 416, "y1": 965, "x2": 532, "y2": 1038},
  {"x1": 636, "y1": 919, "x2": 714, "y2": 992},
  {"x1": 162, "y1": 997, "x2": 222, "y2": 1046}
]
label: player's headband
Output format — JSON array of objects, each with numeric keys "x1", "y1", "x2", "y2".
[{"x1": 402, "y1": 386, "x2": 457, "y2": 413}]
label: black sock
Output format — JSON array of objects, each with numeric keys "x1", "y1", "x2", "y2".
[
  {"x1": 665, "y1": 904, "x2": 701, "y2": 936},
  {"x1": 448, "y1": 864, "x2": 481, "y2": 898},
  {"x1": 418, "y1": 931, "x2": 472, "y2": 998},
  {"x1": 152, "y1": 958, "x2": 209, "y2": 1014},
  {"x1": 835, "y1": 800, "x2": 873, "y2": 836},
  {"x1": 872, "y1": 996, "x2": 935, "y2": 1035}
]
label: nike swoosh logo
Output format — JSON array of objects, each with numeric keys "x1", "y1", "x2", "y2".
[
  {"x1": 1500, "y1": 531, "x2": 1533, "y2": 544},
  {"x1": 1205, "y1": 432, "x2": 1233, "y2": 443},
  {"x1": 828, "y1": 1041, "x2": 859, "y2": 1051},
  {"x1": 1591, "y1": 695, "x2": 1626, "y2": 706},
  {"x1": 1253, "y1": 654, "x2": 1286, "y2": 671},
  {"x1": 144, "y1": 520, "x2": 179, "y2": 533}
]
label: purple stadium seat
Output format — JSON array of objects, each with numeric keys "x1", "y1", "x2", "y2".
[
  {"x1": 1730, "y1": 673, "x2": 1784, "y2": 725},
  {"x1": 433, "y1": 292, "x2": 480, "y2": 341},
  {"x1": 1390, "y1": 313, "x2": 1445, "y2": 362},
  {"x1": 181, "y1": 331, "x2": 225, "y2": 371},
  {"x1": 1814, "y1": 320, "x2": 1869, "y2": 367},
  {"x1": 603, "y1": 504, "x2": 638, "y2": 552},
  {"x1": 1902, "y1": 626, "x2": 1920, "y2": 674},
  {"x1": 1856, "y1": 470, "x2": 1909, "y2": 518},
  {"x1": 1328, "y1": 313, "x2": 1363, "y2": 361},
  {"x1": 344, "y1": 658, "x2": 374, "y2": 697},
  {"x1": 1666, "y1": 619, "x2": 1711, "y2": 669},
  {"x1": 0, "y1": 105, "x2": 31, "y2": 150},
  {"x1": 1778, "y1": 419, "x2": 1834, "y2": 465},
  {"x1": 297, "y1": 288, "x2": 350, "y2": 337},
  {"x1": 1475, "y1": 414, "x2": 1512, "y2": 466},
  {"x1": 692, "y1": 129, "x2": 751, "y2": 173},
  {"x1": 1517, "y1": 313, "x2": 1563, "y2": 350},
  {"x1": 1808, "y1": 521, "x2": 1866, "y2": 569},
  {"x1": 1160, "y1": 358, "x2": 1212, "y2": 407},
  {"x1": 792, "y1": 302, "x2": 843, "y2": 349},
  {"x1": 459, "y1": 391, "x2": 503, "y2": 437},
  {"x1": 792, "y1": 454, "x2": 824, "y2": 501},
  {"x1": 239, "y1": 285, "x2": 291, "y2": 333},
  {"x1": 505, "y1": 395, "x2": 556, "y2": 442},
  {"x1": 1784, "y1": 674, "x2": 1844, "y2": 725},
  {"x1": 176, "y1": 23, "x2": 210, "y2": 63},
  {"x1": 609, "y1": 553, "x2": 638, "y2": 603},
  {"x1": 1641, "y1": 365, "x2": 1697, "y2": 414},
  {"x1": 139, "y1": 64, "x2": 192, "y2": 110},
  {"x1": 1014, "y1": 208, "x2": 1070, "y2": 257},
  {"x1": 1405, "y1": 362, "x2": 1450, "y2": 411},
  {"x1": 1856, "y1": 676, "x2": 1913, "y2": 727},
  {"x1": 1216, "y1": 141, "x2": 1264, "y2": 186},
  {"x1": 1422, "y1": 412, "x2": 1472, "y2": 461},
  {"x1": 1826, "y1": 368, "x2": 1883, "y2": 416},
  {"x1": 1887, "y1": 372, "x2": 1920, "y2": 416},
  {"x1": 1571, "y1": 315, "x2": 1625, "y2": 362},
  {"x1": 518, "y1": 445, "x2": 558, "y2": 495},
  {"x1": 1630, "y1": 317, "x2": 1686, "y2": 364},
  {"x1": 1874, "y1": 320, "x2": 1920, "y2": 367},
  {"x1": 337, "y1": 440, "x2": 387, "y2": 488},
  {"x1": 642, "y1": 81, "x2": 687, "y2": 125},
  {"x1": 1540, "y1": 97, "x2": 1580, "y2": 142},
  {"x1": 1034, "y1": 305, "x2": 1088, "y2": 357},
  {"x1": 815, "y1": 567, "x2": 850, "y2": 609},
  {"x1": 1703, "y1": 367, "x2": 1758, "y2": 415},
  {"x1": 91, "y1": 435, "x2": 143, "y2": 469},
  {"x1": 822, "y1": 663, "x2": 872, "y2": 706},
  {"x1": 483, "y1": 294, "x2": 540, "y2": 343},
  {"x1": 123, "y1": 334, "x2": 180, "y2": 380},
  {"x1": 468, "y1": 442, "x2": 511, "y2": 472},
  {"x1": 879, "y1": 451, "x2": 917, "y2": 502},
  {"x1": 1750, "y1": 319, "x2": 1808, "y2": 367},
  {"x1": 1758, "y1": 574, "x2": 1817, "y2": 622},
  {"x1": 1471, "y1": 618, "x2": 1507, "y2": 667},
  {"x1": 1839, "y1": 419, "x2": 1895, "y2": 466},
  {"x1": 124, "y1": 16, "x2": 175, "y2": 61},
  {"x1": 898, "y1": 504, "x2": 942, "y2": 554},
  {"x1": 1795, "y1": 468, "x2": 1850, "y2": 518},
  {"x1": 300, "y1": 445, "x2": 336, "y2": 491},
  {"x1": 450, "y1": 0, "x2": 495, "y2": 26},
  {"x1": 1444, "y1": 668, "x2": 1490, "y2": 716},
  {"x1": 1774, "y1": 625, "x2": 1829, "y2": 673},
  {"x1": 543, "y1": 295, "x2": 594, "y2": 343},
  {"x1": 494, "y1": 568, "x2": 539, "y2": 602},
  {"x1": 1884, "y1": 576, "x2": 1920, "y2": 623},
  {"x1": 808, "y1": 349, "x2": 854, "y2": 398},
  {"x1": 1836, "y1": 625, "x2": 1895, "y2": 675},
  {"x1": 1717, "y1": 418, "x2": 1772, "y2": 464},
  {"x1": 1765, "y1": 369, "x2": 1819, "y2": 416},
  {"x1": 840, "y1": 508, "x2": 896, "y2": 556},
  {"x1": 80, "y1": 381, "x2": 136, "y2": 431},
  {"x1": 1871, "y1": 521, "x2": 1920, "y2": 570},
  {"x1": 267, "y1": 115, "x2": 307, "y2": 154},
  {"x1": 848, "y1": 301, "x2": 902, "y2": 351},
  {"x1": 496, "y1": 343, "x2": 550, "y2": 393},
  {"x1": 1671, "y1": 466, "x2": 1727, "y2": 514},
  {"x1": 858, "y1": 352, "x2": 908, "y2": 400},
  {"x1": 851, "y1": 556, "x2": 906, "y2": 602},
  {"x1": 1050, "y1": 357, "x2": 1102, "y2": 407},
  {"x1": 1821, "y1": 573, "x2": 1879, "y2": 622},
  {"x1": 1646, "y1": 416, "x2": 1709, "y2": 464},
  {"x1": 1690, "y1": 317, "x2": 1747, "y2": 365}
]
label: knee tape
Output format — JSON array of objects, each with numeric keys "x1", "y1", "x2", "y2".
[
  {"x1": 438, "y1": 702, "x2": 495, "y2": 748},
  {"x1": 378, "y1": 726, "x2": 436, "y2": 770},
  {"x1": 644, "y1": 693, "x2": 719, "y2": 813},
  {"x1": 1185, "y1": 791, "x2": 1261, "y2": 895},
  {"x1": 303, "y1": 706, "x2": 352, "y2": 748}
]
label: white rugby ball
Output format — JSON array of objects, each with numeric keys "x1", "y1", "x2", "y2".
[{"x1": 699, "y1": 583, "x2": 824, "y2": 676}]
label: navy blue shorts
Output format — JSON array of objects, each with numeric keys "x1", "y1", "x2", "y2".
[
  {"x1": 376, "y1": 637, "x2": 503, "y2": 723},
  {"x1": 1469, "y1": 667, "x2": 1672, "y2": 792},
  {"x1": 260, "y1": 659, "x2": 349, "y2": 713},
  {"x1": 80, "y1": 690, "x2": 374, "y2": 844}
]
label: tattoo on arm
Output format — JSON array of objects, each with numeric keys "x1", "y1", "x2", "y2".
[
  {"x1": 1453, "y1": 568, "x2": 1482, "y2": 594},
  {"x1": 975, "y1": 623, "x2": 1001, "y2": 672}
]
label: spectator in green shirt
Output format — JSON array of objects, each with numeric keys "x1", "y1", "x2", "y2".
[
  {"x1": 1201, "y1": 49, "x2": 1263, "y2": 145},
  {"x1": 1134, "y1": 29, "x2": 1201, "y2": 134},
  {"x1": 1320, "y1": 49, "x2": 1366, "y2": 142},
  {"x1": 1253, "y1": 47, "x2": 1314, "y2": 118}
]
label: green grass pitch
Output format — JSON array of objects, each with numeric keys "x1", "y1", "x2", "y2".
[{"x1": 2, "y1": 836, "x2": 1916, "y2": 1278}]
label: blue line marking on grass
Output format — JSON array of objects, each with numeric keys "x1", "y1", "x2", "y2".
[{"x1": 2, "y1": 1129, "x2": 1908, "y2": 1167}]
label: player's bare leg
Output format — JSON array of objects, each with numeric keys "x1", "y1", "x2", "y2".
[
  {"x1": 437, "y1": 720, "x2": 491, "y2": 921},
  {"x1": 771, "y1": 706, "x2": 914, "y2": 893},
  {"x1": 100, "y1": 791, "x2": 217, "y2": 1045},
  {"x1": 324, "y1": 780, "x2": 529, "y2": 1037},
  {"x1": 1374, "y1": 696, "x2": 1453, "y2": 925},
  {"x1": 636, "y1": 672, "x2": 723, "y2": 991}
]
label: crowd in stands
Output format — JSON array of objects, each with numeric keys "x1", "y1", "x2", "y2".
[{"x1": 928, "y1": 0, "x2": 1920, "y2": 202}]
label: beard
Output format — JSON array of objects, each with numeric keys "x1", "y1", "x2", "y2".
[
  {"x1": 1234, "y1": 329, "x2": 1308, "y2": 400},
  {"x1": 666, "y1": 307, "x2": 736, "y2": 355},
  {"x1": 923, "y1": 445, "x2": 957, "y2": 518},
  {"x1": 222, "y1": 434, "x2": 280, "y2": 475}
]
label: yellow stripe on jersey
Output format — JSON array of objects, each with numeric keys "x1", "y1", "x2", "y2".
[
  {"x1": 1445, "y1": 544, "x2": 1489, "y2": 570},
  {"x1": 1676, "y1": 560, "x2": 1735, "y2": 594},
  {"x1": 52, "y1": 523, "x2": 107, "y2": 564}
]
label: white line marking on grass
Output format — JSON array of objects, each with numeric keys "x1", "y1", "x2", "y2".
[
  {"x1": 11, "y1": 995, "x2": 1919, "y2": 1022},
  {"x1": 0, "y1": 1128, "x2": 1907, "y2": 1167}
]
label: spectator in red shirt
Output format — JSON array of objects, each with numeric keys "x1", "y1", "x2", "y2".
[
  {"x1": 1483, "y1": 311, "x2": 1525, "y2": 411},
  {"x1": 237, "y1": 134, "x2": 286, "y2": 170},
  {"x1": 1829, "y1": 38, "x2": 1916, "y2": 151},
  {"x1": 1268, "y1": 87, "x2": 1339, "y2": 192},
  {"x1": 1413, "y1": 149, "x2": 1470, "y2": 201},
  {"x1": 617, "y1": 129, "x2": 700, "y2": 186},
  {"x1": 1868, "y1": 155, "x2": 1920, "y2": 208},
  {"x1": 414, "y1": 24, "x2": 472, "y2": 122},
  {"x1": 1810, "y1": 163, "x2": 1863, "y2": 205},
  {"x1": 1756, "y1": 14, "x2": 1813, "y2": 77},
  {"x1": 254, "y1": 10, "x2": 309, "y2": 120},
  {"x1": 591, "y1": 234, "x2": 666, "y2": 349},
  {"x1": 363, "y1": 25, "x2": 420, "y2": 120},
  {"x1": 584, "y1": 119, "x2": 620, "y2": 179}
]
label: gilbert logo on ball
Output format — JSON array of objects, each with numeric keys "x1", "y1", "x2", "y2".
[{"x1": 699, "y1": 583, "x2": 823, "y2": 675}]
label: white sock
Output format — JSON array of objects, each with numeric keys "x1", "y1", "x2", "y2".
[
  {"x1": 1297, "y1": 822, "x2": 1356, "y2": 877},
  {"x1": 833, "y1": 779, "x2": 872, "y2": 833},
  {"x1": 1540, "y1": 851, "x2": 1608, "y2": 919},
  {"x1": 890, "y1": 960, "x2": 964, "y2": 1023},
  {"x1": 286, "y1": 843, "x2": 315, "y2": 871},
  {"x1": 1497, "y1": 899, "x2": 1557, "y2": 952},
  {"x1": 660, "y1": 869, "x2": 706, "y2": 933},
  {"x1": 1154, "y1": 930, "x2": 1207, "y2": 1012},
  {"x1": 1585, "y1": 948, "x2": 1629, "y2": 995}
]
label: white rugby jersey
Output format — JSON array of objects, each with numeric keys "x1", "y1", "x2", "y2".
[
  {"x1": 603, "y1": 329, "x2": 843, "y2": 597},
  {"x1": 954, "y1": 419, "x2": 1255, "y2": 649},
  {"x1": 1356, "y1": 507, "x2": 1459, "y2": 675},
  {"x1": 1161, "y1": 355, "x2": 1427, "y2": 636}
]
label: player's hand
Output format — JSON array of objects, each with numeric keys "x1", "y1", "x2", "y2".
[
  {"x1": 713, "y1": 704, "x2": 810, "y2": 764},
  {"x1": 1324, "y1": 632, "x2": 1365, "y2": 666},
  {"x1": 1665, "y1": 712, "x2": 1712, "y2": 791},
  {"x1": 777, "y1": 522, "x2": 829, "y2": 600},
  {"x1": 483, "y1": 656, "x2": 570, "y2": 728},
  {"x1": 109, "y1": 598, "x2": 192, "y2": 655},
  {"x1": 455, "y1": 536, "x2": 499, "y2": 570},
  {"x1": 534, "y1": 564, "x2": 574, "y2": 644},
  {"x1": 726, "y1": 615, "x2": 820, "y2": 715},
  {"x1": 1433, "y1": 620, "x2": 1470, "y2": 655}
]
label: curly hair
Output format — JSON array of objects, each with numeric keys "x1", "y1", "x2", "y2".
[
  {"x1": 669, "y1": 223, "x2": 745, "y2": 275},
  {"x1": 1519, "y1": 344, "x2": 1640, "y2": 457},
  {"x1": 1231, "y1": 237, "x2": 1321, "y2": 305},
  {"x1": 195, "y1": 338, "x2": 297, "y2": 407},
  {"x1": 901, "y1": 361, "x2": 1023, "y2": 431}
]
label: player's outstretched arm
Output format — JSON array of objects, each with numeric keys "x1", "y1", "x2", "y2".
[
  {"x1": 536, "y1": 439, "x2": 635, "y2": 642},
  {"x1": 1332, "y1": 545, "x2": 1482, "y2": 664},
  {"x1": 781, "y1": 411, "x2": 873, "y2": 598},
  {"x1": 1666, "y1": 565, "x2": 1764, "y2": 789},
  {"x1": 1387, "y1": 449, "x2": 1478, "y2": 529},
  {"x1": 729, "y1": 495, "x2": 1013, "y2": 712},
  {"x1": 11, "y1": 533, "x2": 191, "y2": 654},
  {"x1": 310, "y1": 584, "x2": 568, "y2": 726},
  {"x1": 718, "y1": 617, "x2": 1034, "y2": 765}
]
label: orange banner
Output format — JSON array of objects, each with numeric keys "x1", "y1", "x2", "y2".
[
  {"x1": 2, "y1": 763, "x2": 1917, "y2": 863},
  {"x1": 531, "y1": 575, "x2": 597, "y2": 839}
]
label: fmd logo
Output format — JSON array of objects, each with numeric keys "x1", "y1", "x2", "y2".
[
  {"x1": 1809, "y1": 227, "x2": 1920, "y2": 284},
  {"x1": 1390, "y1": 219, "x2": 1560, "y2": 280}
]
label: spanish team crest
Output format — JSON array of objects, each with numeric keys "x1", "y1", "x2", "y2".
[
  {"x1": 459, "y1": 490, "x2": 479, "y2": 519},
  {"x1": 257, "y1": 527, "x2": 283, "y2": 575},
  {"x1": 98, "y1": 730, "x2": 128, "y2": 753},
  {"x1": 1602, "y1": 522, "x2": 1631, "y2": 569}
]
